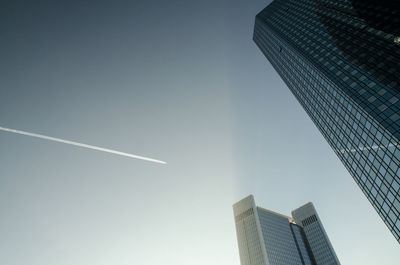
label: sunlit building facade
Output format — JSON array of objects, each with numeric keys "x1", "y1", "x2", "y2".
[
  {"x1": 233, "y1": 195, "x2": 340, "y2": 265},
  {"x1": 253, "y1": 0, "x2": 400, "y2": 242}
]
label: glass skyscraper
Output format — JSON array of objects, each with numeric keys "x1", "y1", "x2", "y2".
[
  {"x1": 253, "y1": 0, "x2": 400, "y2": 242},
  {"x1": 233, "y1": 195, "x2": 340, "y2": 265}
]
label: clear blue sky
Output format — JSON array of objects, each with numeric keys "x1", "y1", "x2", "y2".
[{"x1": 0, "y1": 0, "x2": 398, "y2": 264}]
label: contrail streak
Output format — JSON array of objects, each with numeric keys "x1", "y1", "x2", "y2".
[{"x1": 0, "y1": 126, "x2": 166, "y2": 165}]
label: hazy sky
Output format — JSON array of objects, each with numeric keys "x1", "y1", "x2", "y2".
[{"x1": 0, "y1": 1, "x2": 398, "y2": 265}]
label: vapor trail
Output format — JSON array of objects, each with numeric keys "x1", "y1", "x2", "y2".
[{"x1": 0, "y1": 126, "x2": 166, "y2": 165}]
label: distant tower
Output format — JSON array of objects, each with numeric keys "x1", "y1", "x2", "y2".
[
  {"x1": 253, "y1": 0, "x2": 400, "y2": 242},
  {"x1": 233, "y1": 195, "x2": 340, "y2": 265},
  {"x1": 292, "y1": 203, "x2": 341, "y2": 265}
]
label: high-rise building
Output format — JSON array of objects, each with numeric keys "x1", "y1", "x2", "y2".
[
  {"x1": 253, "y1": 0, "x2": 400, "y2": 242},
  {"x1": 233, "y1": 195, "x2": 340, "y2": 265}
]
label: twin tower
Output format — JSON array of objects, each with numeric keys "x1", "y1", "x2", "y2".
[{"x1": 233, "y1": 196, "x2": 340, "y2": 265}]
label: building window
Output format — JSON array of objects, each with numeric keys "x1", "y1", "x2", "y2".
[{"x1": 394, "y1": 36, "x2": 400, "y2": 45}]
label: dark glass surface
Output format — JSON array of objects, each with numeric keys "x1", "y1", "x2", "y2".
[
  {"x1": 254, "y1": 0, "x2": 400, "y2": 244},
  {"x1": 318, "y1": 0, "x2": 400, "y2": 97},
  {"x1": 351, "y1": 0, "x2": 400, "y2": 36}
]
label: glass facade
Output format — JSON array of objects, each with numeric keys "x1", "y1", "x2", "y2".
[
  {"x1": 253, "y1": 0, "x2": 400, "y2": 243},
  {"x1": 257, "y1": 208, "x2": 306, "y2": 265},
  {"x1": 292, "y1": 203, "x2": 341, "y2": 265},
  {"x1": 234, "y1": 196, "x2": 268, "y2": 265},
  {"x1": 233, "y1": 196, "x2": 340, "y2": 265},
  {"x1": 291, "y1": 224, "x2": 315, "y2": 265}
]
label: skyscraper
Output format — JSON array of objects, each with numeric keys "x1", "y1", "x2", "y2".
[
  {"x1": 233, "y1": 195, "x2": 341, "y2": 265},
  {"x1": 253, "y1": 0, "x2": 400, "y2": 242}
]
